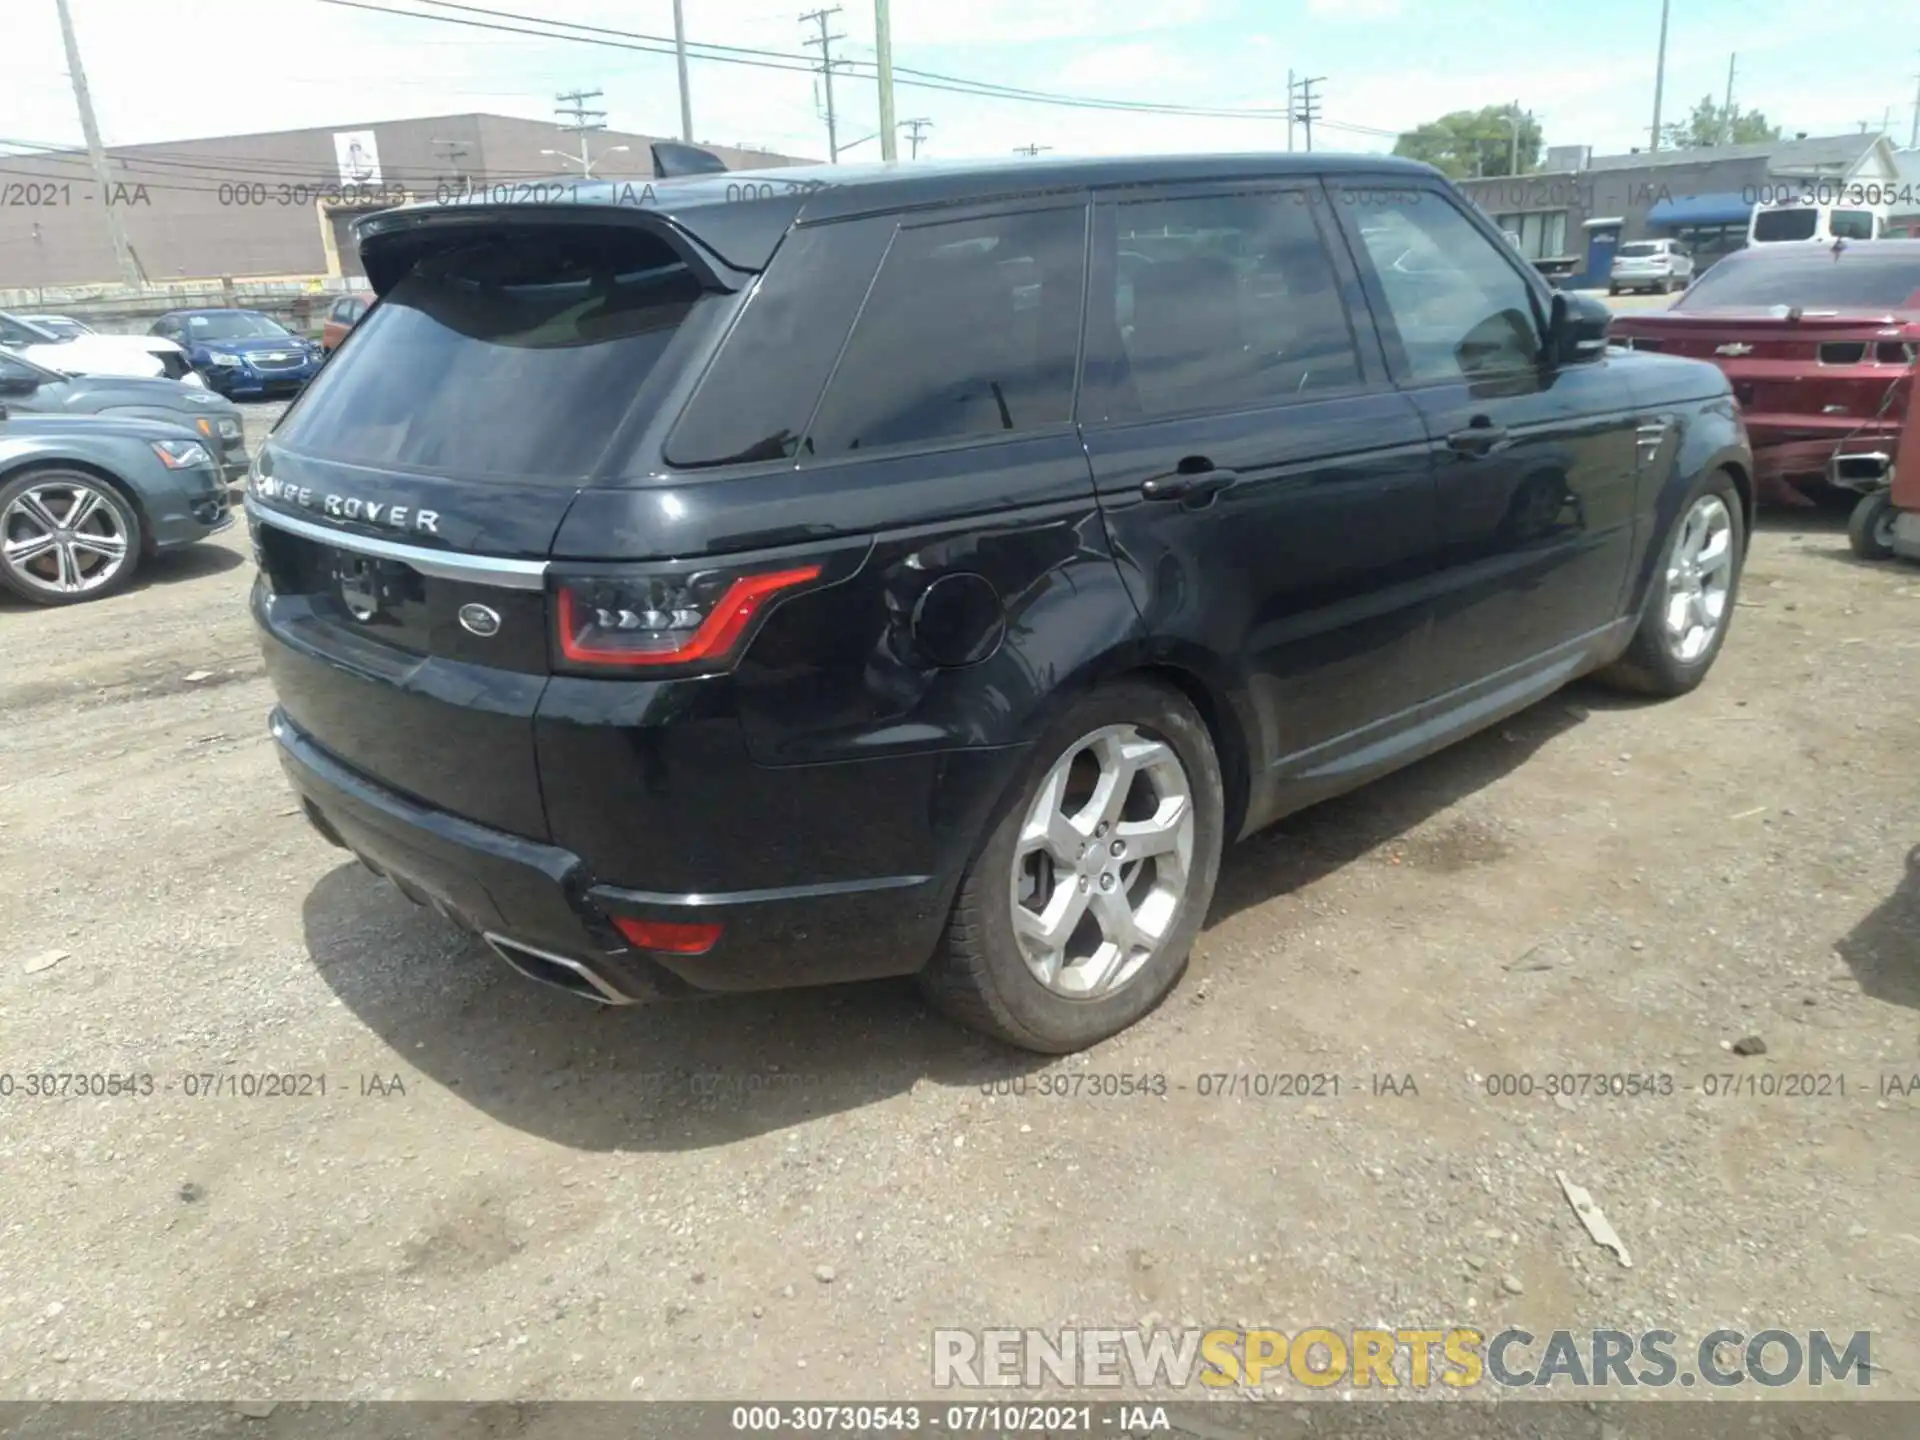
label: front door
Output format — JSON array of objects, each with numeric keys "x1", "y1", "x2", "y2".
[
  {"x1": 1079, "y1": 181, "x2": 1440, "y2": 825},
  {"x1": 1329, "y1": 184, "x2": 1640, "y2": 701}
]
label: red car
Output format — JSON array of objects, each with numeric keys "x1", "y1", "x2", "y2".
[
  {"x1": 320, "y1": 291, "x2": 374, "y2": 353},
  {"x1": 1608, "y1": 240, "x2": 1920, "y2": 506}
]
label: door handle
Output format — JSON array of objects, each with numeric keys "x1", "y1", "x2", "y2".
[
  {"x1": 1446, "y1": 421, "x2": 1511, "y2": 457},
  {"x1": 1141, "y1": 467, "x2": 1239, "y2": 503}
]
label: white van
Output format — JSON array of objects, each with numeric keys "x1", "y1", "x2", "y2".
[{"x1": 1747, "y1": 200, "x2": 1882, "y2": 246}]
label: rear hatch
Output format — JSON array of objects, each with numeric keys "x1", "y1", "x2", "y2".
[
  {"x1": 247, "y1": 217, "x2": 727, "y2": 839},
  {"x1": 1612, "y1": 310, "x2": 1917, "y2": 432}
]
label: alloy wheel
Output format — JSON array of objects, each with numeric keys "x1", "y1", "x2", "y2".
[
  {"x1": 1010, "y1": 723, "x2": 1195, "y2": 999},
  {"x1": 1, "y1": 480, "x2": 131, "y2": 598},
  {"x1": 1662, "y1": 493, "x2": 1734, "y2": 663}
]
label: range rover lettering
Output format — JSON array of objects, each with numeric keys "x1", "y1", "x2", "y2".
[{"x1": 248, "y1": 151, "x2": 1753, "y2": 1053}]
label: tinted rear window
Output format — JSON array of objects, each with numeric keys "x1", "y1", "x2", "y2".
[
  {"x1": 276, "y1": 230, "x2": 703, "y2": 482},
  {"x1": 1618, "y1": 242, "x2": 1662, "y2": 257},
  {"x1": 1752, "y1": 209, "x2": 1819, "y2": 241},
  {"x1": 800, "y1": 207, "x2": 1086, "y2": 460},
  {"x1": 1676, "y1": 251, "x2": 1920, "y2": 311}
]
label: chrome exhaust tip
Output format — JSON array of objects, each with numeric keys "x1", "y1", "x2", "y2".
[
  {"x1": 483, "y1": 933, "x2": 638, "y2": 1006},
  {"x1": 1828, "y1": 452, "x2": 1892, "y2": 489}
]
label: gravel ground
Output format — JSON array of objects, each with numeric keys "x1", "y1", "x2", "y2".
[{"x1": 3, "y1": 383, "x2": 1917, "y2": 1409}]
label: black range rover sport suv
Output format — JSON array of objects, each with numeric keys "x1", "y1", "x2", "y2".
[{"x1": 247, "y1": 152, "x2": 1752, "y2": 1053}]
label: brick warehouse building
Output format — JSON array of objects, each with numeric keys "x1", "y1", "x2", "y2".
[{"x1": 0, "y1": 113, "x2": 813, "y2": 289}]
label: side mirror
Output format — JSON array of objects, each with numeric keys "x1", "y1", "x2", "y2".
[{"x1": 1549, "y1": 290, "x2": 1611, "y2": 365}]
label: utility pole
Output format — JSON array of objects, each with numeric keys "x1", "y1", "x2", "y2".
[
  {"x1": 1013, "y1": 143, "x2": 1051, "y2": 157},
  {"x1": 800, "y1": 8, "x2": 845, "y2": 162},
  {"x1": 670, "y1": 0, "x2": 693, "y2": 142},
  {"x1": 1649, "y1": 0, "x2": 1671, "y2": 150},
  {"x1": 874, "y1": 0, "x2": 897, "y2": 160},
  {"x1": 1286, "y1": 69, "x2": 1295, "y2": 152},
  {"x1": 1911, "y1": 59, "x2": 1919, "y2": 149},
  {"x1": 554, "y1": 89, "x2": 608, "y2": 175},
  {"x1": 1722, "y1": 53, "x2": 1736, "y2": 144},
  {"x1": 1292, "y1": 75, "x2": 1324, "y2": 153},
  {"x1": 902, "y1": 117, "x2": 932, "y2": 159},
  {"x1": 53, "y1": 0, "x2": 139, "y2": 288},
  {"x1": 1509, "y1": 100, "x2": 1521, "y2": 176}
]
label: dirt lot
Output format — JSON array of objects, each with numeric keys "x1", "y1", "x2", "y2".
[{"x1": 1, "y1": 393, "x2": 1917, "y2": 1409}]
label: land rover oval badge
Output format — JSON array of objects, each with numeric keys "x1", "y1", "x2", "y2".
[{"x1": 458, "y1": 603, "x2": 502, "y2": 638}]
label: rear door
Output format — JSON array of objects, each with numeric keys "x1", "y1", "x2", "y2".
[
  {"x1": 1329, "y1": 182, "x2": 1640, "y2": 698},
  {"x1": 1080, "y1": 180, "x2": 1439, "y2": 802},
  {"x1": 248, "y1": 223, "x2": 726, "y2": 839}
]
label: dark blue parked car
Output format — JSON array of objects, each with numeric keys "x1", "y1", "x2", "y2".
[{"x1": 148, "y1": 309, "x2": 324, "y2": 398}]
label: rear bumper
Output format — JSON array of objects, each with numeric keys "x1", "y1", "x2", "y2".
[
  {"x1": 1743, "y1": 415, "x2": 1905, "y2": 504},
  {"x1": 272, "y1": 708, "x2": 969, "y2": 1003}
]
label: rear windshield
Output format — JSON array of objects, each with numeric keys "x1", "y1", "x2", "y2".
[
  {"x1": 275, "y1": 230, "x2": 703, "y2": 482},
  {"x1": 182, "y1": 312, "x2": 290, "y2": 340},
  {"x1": 1618, "y1": 242, "x2": 1662, "y2": 257},
  {"x1": 1675, "y1": 250, "x2": 1920, "y2": 311},
  {"x1": 1752, "y1": 208, "x2": 1819, "y2": 242}
]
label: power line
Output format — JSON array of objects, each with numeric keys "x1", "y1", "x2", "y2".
[
  {"x1": 1013, "y1": 143, "x2": 1051, "y2": 156},
  {"x1": 313, "y1": 0, "x2": 1300, "y2": 121}
]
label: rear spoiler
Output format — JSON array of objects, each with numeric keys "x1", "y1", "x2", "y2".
[
  {"x1": 354, "y1": 198, "x2": 792, "y2": 296},
  {"x1": 651, "y1": 141, "x2": 728, "y2": 178}
]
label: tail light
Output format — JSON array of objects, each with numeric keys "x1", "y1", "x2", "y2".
[
  {"x1": 611, "y1": 916, "x2": 723, "y2": 955},
  {"x1": 552, "y1": 563, "x2": 822, "y2": 671}
]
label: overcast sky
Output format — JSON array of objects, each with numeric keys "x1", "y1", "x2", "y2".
[{"x1": 4, "y1": 0, "x2": 1917, "y2": 165}]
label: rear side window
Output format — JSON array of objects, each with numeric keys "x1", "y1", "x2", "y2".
[
  {"x1": 801, "y1": 207, "x2": 1086, "y2": 460},
  {"x1": 1753, "y1": 208, "x2": 1819, "y2": 241},
  {"x1": 665, "y1": 219, "x2": 891, "y2": 469},
  {"x1": 1830, "y1": 209, "x2": 1875, "y2": 240},
  {"x1": 1103, "y1": 191, "x2": 1361, "y2": 419},
  {"x1": 276, "y1": 229, "x2": 704, "y2": 482}
]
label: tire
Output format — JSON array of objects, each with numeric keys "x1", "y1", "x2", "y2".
[
  {"x1": 0, "y1": 468, "x2": 143, "y2": 606},
  {"x1": 1596, "y1": 468, "x2": 1745, "y2": 697},
  {"x1": 1608, "y1": 284, "x2": 1620, "y2": 296},
  {"x1": 920, "y1": 678, "x2": 1225, "y2": 1053},
  {"x1": 1848, "y1": 488, "x2": 1897, "y2": 561}
]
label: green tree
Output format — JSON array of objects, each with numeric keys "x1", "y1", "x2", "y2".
[
  {"x1": 1660, "y1": 93, "x2": 1782, "y2": 148},
  {"x1": 1392, "y1": 105, "x2": 1543, "y2": 179}
]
